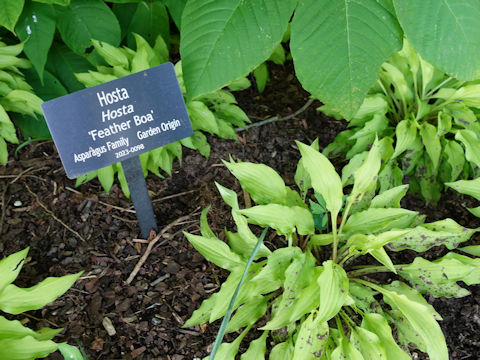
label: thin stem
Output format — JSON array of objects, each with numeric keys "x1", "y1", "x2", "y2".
[
  {"x1": 339, "y1": 310, "x2": 356, "y2": 329},
  {"x1": 338, "y1": 199, "x2": 353, "y2": 239},
  {"x1": 331, "y1": 212, "x2": 339, "y2": 262},
  {"x1": 351, "y1": 278, "x2": 384, "y2": 293},
  {"x1": 335, "y1": 315, "x2": 345, "y2": 337},
  {"x1": 425, "y1": 76, "x2": 454, "y2": 98},
  {"x1": 348, "y1": 265, "x2": 393, "y2": 278}
]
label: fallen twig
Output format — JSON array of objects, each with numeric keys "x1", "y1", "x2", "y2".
[
  {"x1": 152, "y1": 189, "x2": 197, "y2": 203},
  {"x1": 25, "y1": 184, "x2": 86, "y2": 242},
  {"x1": 236, "y1": 98, "x2": 315, "y2": 132},
  {"x1": 126, "y1": 209, "x2": 200, "y2": 285}
]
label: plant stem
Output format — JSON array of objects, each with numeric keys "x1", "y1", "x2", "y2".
[
  {"x1": 331, "y1": 212, "x2": 339, "y2": 262},
  {"x1": 348, "y1": 265, "x2": 393, "y2": 278},
  {"x1": 425, "y1": 76, "x2": 454, "y2": 98}
]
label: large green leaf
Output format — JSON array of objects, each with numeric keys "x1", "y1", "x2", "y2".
[
  {"x1": 317, "y1": 260, "x2": 348, "y2": 323},
  {"x1": 398, "y1": 255, "x2": 478, "y2": 298},
  {"x1": 297, "y1": 141, "x2": 343, "y2": 217},
  {"x1": 224, "y1": 161, "x2": 287, "y2": 205},
  {"x1": 0, "y1": 272, "x2": 82, "y2": 315},
  {"x1": 0, "y1": 0, "x2": 24, "y2": 32},
  {"x1": 393, "y1": 0, "x2": 480, "y2": 80},
  {"x1": 293, "y1": 312, "x2": 329, "y2": 360},
  {"x1": 0, "y1": 316, "x2": 61, "y2": 341},
  {"x1": 46, "y1": 43, "x2": 93, "y2": 92},
  {"x1": 125, "y1": 1, "x2": 169, "y2": 48},
  {"x1": 180, "y1": 0, "x2": 296, "y2": 100},
  {"x1": 446, "y1": 177, "x2": 480, "y2": 200},
  {"x1": 361, "y1": 313, "x2": 410, "y2": 360},
  {"x1": 184, "y1": 233, "x2": 244, "y2": 271},
  {"x1": 379, "y1": 281, "x2": 448, "y2": 360},
  {"x1": 0, "y1": 336, "x2": 58, "y2": 360},
  {"x1": 343, "y1": 208, "x2": 417, "y2": 234},
  {"x1": 291, "y1": 0, "x2": 403, "y2": 119},
  {"x1": 240, "y1": 331, "x2": 268, "y2": 360},
  {"x1": 15, "y1": 2, "x2": 56, "y2": 81},
  {"x1": 56, "y1": 0, "x2": 121, "y2": 55}
]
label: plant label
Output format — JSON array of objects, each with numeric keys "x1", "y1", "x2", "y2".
[
  {"x1": 41, "y1": 62, "x2": 193, "y2": 179},
  {"x1": 42, "y1": 62, "x2": 193, "y2": 238}
]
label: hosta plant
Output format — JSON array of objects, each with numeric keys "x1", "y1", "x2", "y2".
[
  {"x1": 0, "y1": 247, "x2": 82, "y2": 359},
  {"x1": 184, "y1": 139, "x2": 480, "y2": 359},
  {"x1": 321, "y1": 40, "x2": 480, "y2": 204},
  {"x1": 0, "y1": 39, "x2": 43, "y2": 165},
  {"x1": 74, "y1": 34, "x2": 250, "y2": 196}
]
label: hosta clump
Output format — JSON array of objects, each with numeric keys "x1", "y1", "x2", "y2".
[
  {"x1": 184, "y1": 139, "x2": 480, "y2": 359},
  {"x1": 321, "y1": 40, "x2": 480, "y2": 204},
  {"x1": 0, "y1": 248, "x2": 83, "y2": 359},
  {"x1": 75, "y1": 34, "x2": 249, "y2": 196},
  {"x1": 0, "y1": 39, "x2": 43, "y2": 165}
]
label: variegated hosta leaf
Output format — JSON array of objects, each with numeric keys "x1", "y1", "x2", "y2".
[
  {"x1": 446, "y1": 178, "x2": 480, "y2": 201},
  {"x1": 238, "y1": 204, "x2": 314, "y2": 235},
  {"x1": 293, "y1": 312, "x2": 329, "y2": 360},
  {"x1": 343, "y1": 208, "x2": 418, "y2": 234},
  {"x1": 398, "y1": 255, "x2": 479, "y2": 298},
  {"x1": 223, "y1": 160, "x2": 287, "y2": 205},
  {"x1": 388, "y1": 218, "x2": 476, "y2": 252},
  {"x1": 297, "y1": 141, "x2": 343, "y2": 218},
  {"x1": 183, "y1": 233, "x2": 244, "y2": 271},
  {"x1": 361, "y1": 313, "x2": 410, "y2": 360},
  {"x1": 379, "y1": 281, "x2": 448, "y2": 360},
  {"x1": 317, "y1": 260, "x2": 348, "y2": 323}
]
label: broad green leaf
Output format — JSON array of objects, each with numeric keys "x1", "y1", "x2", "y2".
[
  {"x1": 240, "y1": 331, "x2": 268, "y2": 360},
  {"x1": 187, "y1": 101, "x2": 218, "y2": 134},
  {"x1": 378, "y1": 281, "x2": 448, "y2": 360},
  {"x1": 184, "y1": 233, "x2": 244, "y2": 271},
  {"x1": 440, "y1": 253, "x2": 480, "y2": 286},
  {"x1": 125, "y1": 1, "x2": 169, "y2": 49},
  {"x1": 250, "y1": 247, "x2": 302, "y2": 295},
  {"x1": 331, "y1": 337, "x2": 364, "y2": 360},
  {"x1": 415, "y1": 154, "x2": 442, "y2": 204},
  {"x1": 458, "y1": 245, "x2": 480, "y2": 257},
  {"x1": 388, "y1": 309, "x2": 427, "y2": 353},
  {"x1": 34, "y1": 0, "x2": 69, "y2": 4},
  {"x1": 183, "y1": 291, "x2": 218, "y2": 327},
  {"x1": 163, "y1": 0, "x2": 186, "y2": 29},
  {"x1": 349, "y1": 283, "x2": 382, "y2": 314},
  {"x1": 295, "y1": 139, "x2": 319, "y2": 197},
  {"x1": 239, "y1": 204, "x2": 314, "y2": 236},
  {"x1": 443, "y1": 140, "x2": 465, "y2": 182},
  {"x1": 370, "y1": 247, "x2": 396, "y2": 273},
  {"x1": 291, "y1": 0, "x2": 402, "y2": 119},
  {"x1": 437, "y1": 112, "x2": 452, "y2": 137},
  {"x1": 378, "y1": 161, "x2": 403, "y2": 193},
  {"x1": 297, "y1": 141, "x2": 343, "y2": 217},
  {"x1": 370, "y1": 185, "x2": 409, "y2": 208},
  {"x1": 0, "y1": 248, "x2": 29, "y2": 294},
  {"x1": 23, "y1": 68, "x2": 67, "y2": 102},
  {"x1": 293, "y1": 312, "x2": 329, "y2": 360},
  {"x1": 394, "y1": 0, "x2": 480, "y2": 81},
  {"x1": 342, "y1": 152, "x2": 367, "y2": 187},
  {"x1": 56, "y1": 0, "x2": 121, "y2": 55},
  {"x1": 215, "y1": 182, "x2": 238, "y2": 209},
  {"x1": 419, "y1": 122, "x2": 441, "y2": 171},
  {"x1": 47, "y1": 43, "x2": 92, "y2": 92},
  {"x1": 0, "y1": 0, "x2": 24, "y2": 32},
  {"x1": 57, "y1": 343, "x2": 83, "y2": 360},
  {"x1": 393, "y1": 120, "x2": 417, "y2": 158},
  {"x1": 270, "y1": 340, "x2": 294, "y2": 360},
  {"x1": 15, "y1": 2, "x2": 55, "y2": 81},
  {"x1": 317, "y1": 260, "x2": 348, "y2": 323},
  {"x1": 0, "y1": 272, "x2": 82, "y2": 314},
  {"x1": 0, "y1": 336, "x2": 57, "y2": 360},
  {"x1": 96, "y1": 165, "x2": 114, "y2": 193},
  {"x1": 349, "y1": 114, "x2": 388, "y2": 140},
  {"x1": 214, "y1": 103, "x2": 250, "y2": 127},
  {"x1": 361, "y1": 313, "x2": 410, "y2": 360},
  {"x1": 91, "y1": 39, "x2": 128, "y2": 68},
  {"x1": 226, "y1": 295, "x2": 269, "y2": 333},
  {"x1": 350, "y1": 327, "x2": 387, "y2": 359},
  {"x1": 228, "y1": 211, "x2": 271, "y2": 259},
  {"x1": 446, "y1": 177, "x2": 480, "y2": 201},
  {"x1": 398, "y1": 255, "x2": 477, "y2": 298},
  {"x1": 388, "y1": 219, "x2": 476, "y2": 252},
  {"x1": 350, "y1": 138, "x2": 381, "y2": 203},
  {"x1": 343, "y1": 208, "x2": 418, "y2": 234},
  {"x1": 0, "y1": 316, "x2": 60, "y2": 340},
  {"x1": 180, "y1": 0, "x2": 296, "y2": 100},
  {"x1": 224, "y1": 161, "x2": 287, "y2": 205}
]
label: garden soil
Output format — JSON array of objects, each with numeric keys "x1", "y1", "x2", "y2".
[{"x1": 1, "y1": 63, "x2": 480, "y2": 360}]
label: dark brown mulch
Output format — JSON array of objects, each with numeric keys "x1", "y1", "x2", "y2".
[{"x1": 1, "y1": 62, "x2": 479, "y2": 359}]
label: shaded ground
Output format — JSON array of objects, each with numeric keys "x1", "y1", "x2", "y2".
[{"x1": 1, "y1": 63, "x2": 479, "y2": 359}]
